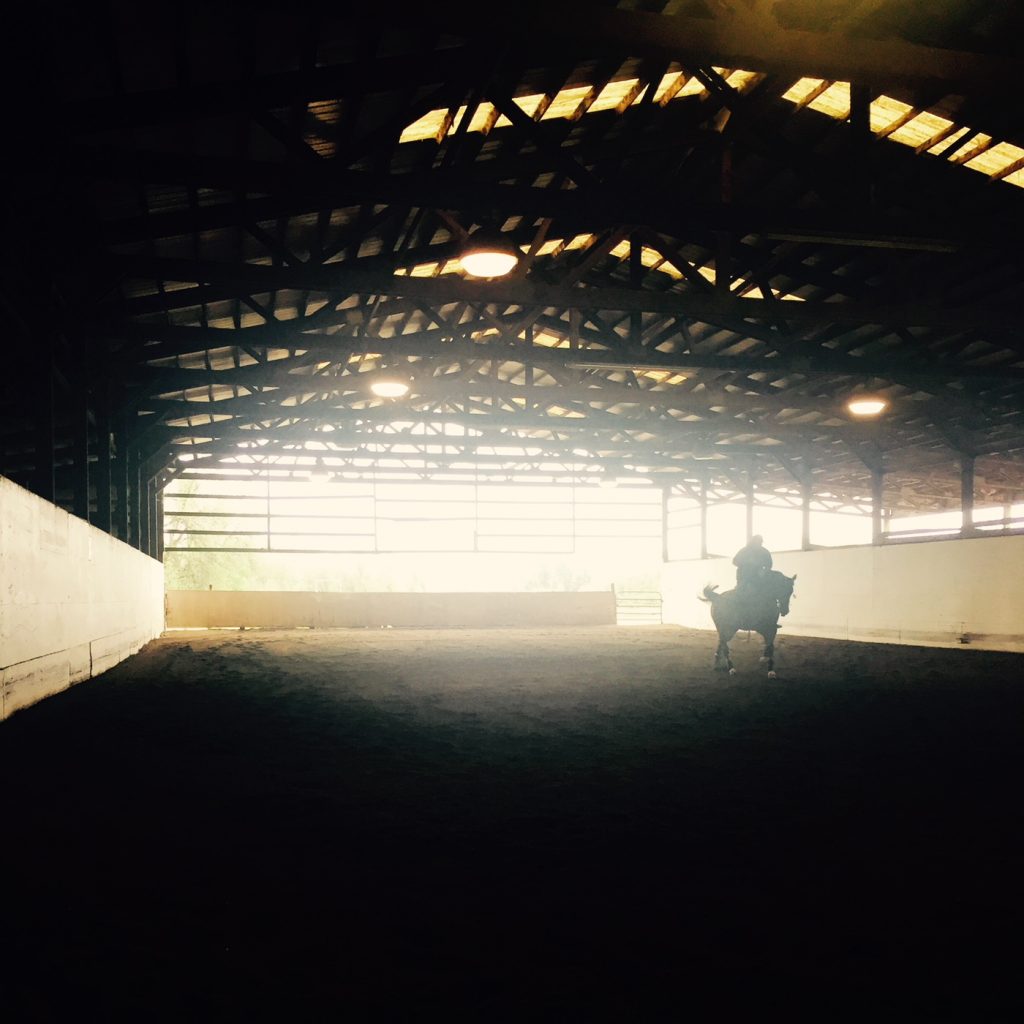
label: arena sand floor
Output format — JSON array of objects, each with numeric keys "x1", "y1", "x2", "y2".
[{"x1": 3, "y1": 626, "x2": 1022, "y2": 1021}]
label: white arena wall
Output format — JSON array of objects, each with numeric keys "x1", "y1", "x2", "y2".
[
  {"x1": 662, "y1": 535, "x2": 1024, "y2": 652},
  {"x1": 165, "y1": 589, "x2": 616, "y2": 629},
  {"x1": 0, "y1": 476, "x2": 165, "y2": 720}
]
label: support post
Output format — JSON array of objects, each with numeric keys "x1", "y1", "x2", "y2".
[
  {"x1": 699, "y1": 471, "x2": 709, "y2": 560},
  {"x1": 661, "y1": 486, "x2": 670, "y2": 563},
  {"x1": 715, "y1": 231, "x2": 731, "y2": 296},
  {"x1": 745, "y1": 469, "x2": 755, "y2": 541},
  {"x1": 871, "y1": 467, "x2": 885, "y2": 545},
  {"x1": 156, "y1": 482, "x2": 165, "y2": 562},
  {"x1": 152, "y1": 480, "x2": 160, "y2": 558},
  {"x1": 94, "y1": 400, "x2": 112, "y2": 534},
  {"x1": 801, "y1": 478, "x2": 812, "y2": 551},
  {"x1": 72, "y1": 384, "x2": 90, "y2": 522},
  {"x1": 850, "y1": 82, "x2": 874, "y2": 209},
  {"x1": 961, "y1": 454, "x2": 975, "y2": 536},
  {"x1": 630, "y1": 233, "x2": 643, "y2": 349},
  {"x1": 113, "y1": 419, "x2": 130, "y2": 542},
  {"x1": 140, "y1": 476, "x2": 151, "y2": 555},
  {"x1": 128, "y1": 439, "x2": 141, "y2": 549},
  {"x1": 33, "y1": 342, "x2": 55, "y2": 503}
]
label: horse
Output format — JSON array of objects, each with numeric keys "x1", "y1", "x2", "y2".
[{"x1": 700, "y1": 570, "x2": 797, "y2": 678}]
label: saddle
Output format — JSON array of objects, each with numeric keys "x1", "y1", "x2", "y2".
[{"x1": 734, "y1": 578, "x2": 778, "y2": 616}]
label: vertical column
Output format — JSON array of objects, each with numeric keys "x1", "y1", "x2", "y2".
[
  {"x1": 113, "y1": 417, "x2": 130, "y2": 542},
  {"x1": 72, "y1": 383, "x2": 90, "y2": 521},
  {"x1": 140, "y1": 475, "x2": 152, "y2": 555},
  {"x1": 152, "y1": 480, "x2": 160, "y2": 558},
  {"x1": 127, "y1": 439, "x2": 141, "y2": 549},
  {"x1": 960, "y1": 454, "x2": 975, "y2": 536},
  {"x1": 94, "y1": 400, "x2": 112, "y2": 534},
  {"x1": 871, "y1": 467, "x2": 885, "y2": 545},
  {"x1": 745, "y1": 469, "x2": 755, "y2": 541},
  {"x1": 569, "y1": 308, "x2": 580, "y2": 352},
  {"x1": 156, "y1": 482, "x2": 165, "y2": 562},
  {"x1": 33, "y1": 340, "x2": 55, "y2": 503},
  {"x1": 524, "y1": 324, "x2": 535, "y2": 414},
  {"x1": 630, "y1": 233, "x2": 643, "y2": 349},
  {"x1": 716, "y1": 141, "x2": 733, "y2": 295},
  {"x1": 801, "y1": 478, "x2": 812, "y2": 551},
  {"x1": 715, "y1": 231, "x2": 731, "y2": 297},
  {"x1": 699, "y1": 471, "x2": 709, "y2": 560},
  {"x1": 661, "y1": 486, "x2": 670, "y2": 563},
  {"x1": 850, "y1": 83, "x2": 874, "y2": 209}
]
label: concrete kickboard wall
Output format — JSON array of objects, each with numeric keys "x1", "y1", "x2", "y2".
[
  {"x1": 166, "y1": 589, "x2": 616, "y2": 629},
  {"x1": 1, "y1": 476, "x2": 165, "y2": 719},
  {"x1": 662, "y1": 534, "x2": 1024, "y2": 652}
]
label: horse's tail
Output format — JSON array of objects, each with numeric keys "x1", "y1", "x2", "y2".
[{"x1": 699, "y1": 584, "x2": 719, "y2": 603}]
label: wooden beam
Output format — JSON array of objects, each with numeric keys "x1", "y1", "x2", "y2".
[
  {"x1": 65, "y1": 46, "x2": 492, "y2": 130},
  {"x1": 117, "y1": 321, "x2": 1024, "y2": 383},
  {"x1": 144, "y1": 391, "x2": 873, "y2": 444},
  {"x1": 109, "y1": 255, "x2": 1024, "y2": 333},
  {"x1": 94, "y1": 167, "x2": 998, "y2": 254}
]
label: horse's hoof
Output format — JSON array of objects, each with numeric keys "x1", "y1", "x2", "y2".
[
  {"x1": 768, "y1": 670, "x2": 777, "y2": 679},
  {"x1": 728, "y1": 668, "x2": 737, "y2": 676}
]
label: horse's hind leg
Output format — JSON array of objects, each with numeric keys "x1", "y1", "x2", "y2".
[{"x1": 714, "y1": 632, "x2": 736, "y2": 674}]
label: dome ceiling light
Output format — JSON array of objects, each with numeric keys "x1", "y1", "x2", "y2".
[
  {"x1": 460, "y1": 227, "x2": 521, "y2": 279},
  {"x1": 371, "y1": 379, "x2": 410, "y2": 398},
  {"x1": 846, "y1": 396, "x2": 889, "y2": 417}
]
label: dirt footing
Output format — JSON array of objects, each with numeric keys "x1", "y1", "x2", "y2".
[{"x1": 3, "y1": 627, "x2": 1022, "y2": 1021}]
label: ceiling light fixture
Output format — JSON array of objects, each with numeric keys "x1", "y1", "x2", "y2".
[
  {"x1": 846, "y1": 396, "x2": 888, "y2": 417},
  {"x1": 371, "y1": 379, "x2": 410, "y2": 398},
  {"x1": 460, "y1": 227, "x2": 520, "y2": 279}
]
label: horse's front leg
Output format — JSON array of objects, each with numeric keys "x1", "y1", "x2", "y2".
[{"x1": 759, "y1": 626, "x2": 778, "y2": 678}]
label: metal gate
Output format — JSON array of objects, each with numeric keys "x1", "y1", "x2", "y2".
[{"x1": 614, "y1": 589, "x2": 663, "y2": 625}]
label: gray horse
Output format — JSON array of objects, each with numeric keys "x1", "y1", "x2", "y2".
[{"x1": 700, "y1": 570, "x2": 797, "y2": 678}]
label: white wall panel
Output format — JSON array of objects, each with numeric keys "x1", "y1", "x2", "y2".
[
  {"x1": 662, "y1": 535, "x2": 1024, "y2": 651},
  {"x1": 166, "y1": 589, "x2": 616, "y2": 629},
  {"x1": 1, "y1": 476, "x2": 165, "y2": 719}
]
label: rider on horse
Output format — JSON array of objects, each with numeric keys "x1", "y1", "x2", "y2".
[{"x1": 732, "y1": 535, "x2": 773, "y2": 593}]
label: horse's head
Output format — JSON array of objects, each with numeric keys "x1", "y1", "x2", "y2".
[{"x1": 777, "y1": 573, "x2": 797, "y2": 617}]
